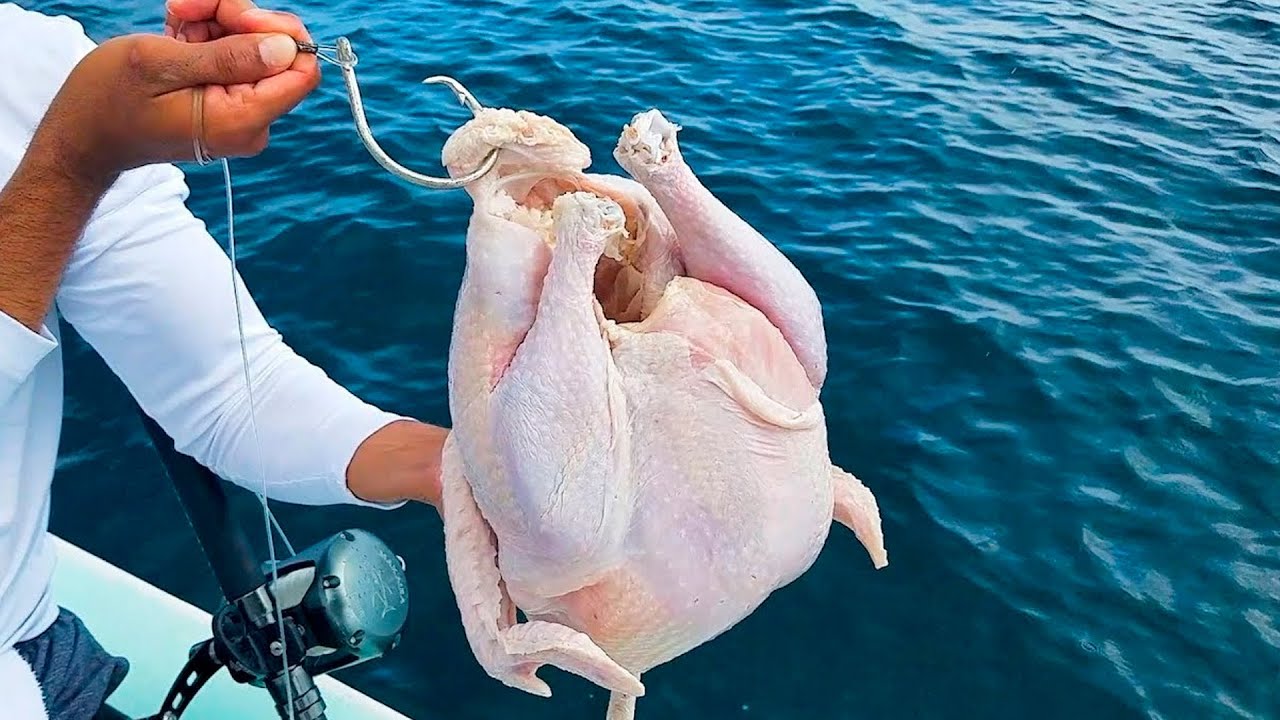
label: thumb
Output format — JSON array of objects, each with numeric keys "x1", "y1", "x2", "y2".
[{"x1": 155, "y1": 33, "x2": 298, "y2": 90}]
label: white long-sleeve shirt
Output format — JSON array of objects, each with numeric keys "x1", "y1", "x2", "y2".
[{"x1": 0, "y1": 1, "x2": 405, "y2": 670}]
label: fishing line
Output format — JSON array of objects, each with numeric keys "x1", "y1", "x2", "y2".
[
  {"x1": 201, "y1": 41, "x2": 491, "y2": 719},
  {"x1": 220, "y1": 157, "x2": 296, "y2": 720}
]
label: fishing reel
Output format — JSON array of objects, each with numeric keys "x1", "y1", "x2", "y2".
[
  {"x1": 137, "y1": 414, "x2": 410, "y2": 720},
  {"x1": 147, "y1": 529, "x2": 409, "y2": 720}
]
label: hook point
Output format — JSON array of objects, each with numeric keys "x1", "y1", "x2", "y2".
[{"x1": 421, "y1": 75, "x2": 486, "y2": 117}]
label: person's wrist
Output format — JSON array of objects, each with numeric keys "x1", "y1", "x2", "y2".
[
  {"x1": 345, "y1": 420, "x2": 447, "y2": 511},
  {"x1": 28, "y1": 36, "x2": 142, "y2": 186},
  {"x1": 25, "y1": 111, "x2": 121, "y2": 194}
]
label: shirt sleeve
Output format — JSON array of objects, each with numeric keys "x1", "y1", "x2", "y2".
[
  {"x1": 0, "y1": 312, "x2": 57, "y2": 408},
  {"x1": 57, "y1": 161, "x2": 408, "y2": 509}
]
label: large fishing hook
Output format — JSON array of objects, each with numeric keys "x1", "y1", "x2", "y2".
[{"x1": 301, "y1": 37, "x2": 499, "y2": 189}]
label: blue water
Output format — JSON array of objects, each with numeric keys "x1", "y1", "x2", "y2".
[{"x1": 24, "y1": 0, "x2": 1280, "y2": 718}]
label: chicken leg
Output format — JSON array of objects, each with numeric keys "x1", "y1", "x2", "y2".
[
  {"x1": 440, "y1": 433, "x2": 644, "y2": 698},
  {"x1": 614, "y1": 110, "x2": 828, "y2": 390}
]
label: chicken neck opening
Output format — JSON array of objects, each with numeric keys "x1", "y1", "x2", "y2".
[{"x1": 493, "y1": 168, "x2": 652, "y2": 323}]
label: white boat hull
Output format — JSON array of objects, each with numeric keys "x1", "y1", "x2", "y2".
[{"x1": 50, "y1": 535, "x2": 413, "y2": 720}]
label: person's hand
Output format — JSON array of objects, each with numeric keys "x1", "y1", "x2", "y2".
[
  {"x1": 162, "y1": 1, "x2": 322, "y2": 159},
  {"x1": 347, "y1": 421, "x2": 448, "y2": 512},
  {"x1": 30, "y1": 3, "x2": 318, "y2": 184},
  {"x1": 163, "y1": 0, "x2": 311, "y2": 45}
]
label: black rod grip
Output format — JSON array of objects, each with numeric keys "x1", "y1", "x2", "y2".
[{"x1": 138, "y1": 412, "x2": 263, "y2": 602}]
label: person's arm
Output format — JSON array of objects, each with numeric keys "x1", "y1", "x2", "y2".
[
  {"x1": 0, "y1": 16, "x2": 302, "y2": 409},
  {"x1": 0, "y1": 6, "x2": 444, "y2": 508},
  {"x1": 0, "y1": 124, "x2": 113, "y2": 406},
  {"x1": 0, "y1": 134, "x2": 113, "y2": 332},
  {"x1": 57, "y1": 157, "x2": 444, "y2": 509}
]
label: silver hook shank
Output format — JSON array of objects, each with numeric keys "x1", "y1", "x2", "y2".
[{"x1": 334, "y1": 37, "x2": 498, "y2": 190}]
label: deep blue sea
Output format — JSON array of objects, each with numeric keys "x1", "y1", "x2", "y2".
[{"x1": 21, "y1": 0, "x2": 1280, "y2": 718}]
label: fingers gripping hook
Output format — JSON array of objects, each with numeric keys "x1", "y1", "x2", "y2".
[{"x1": 327, "y1": 37, "x2": 499, "y2": 190}]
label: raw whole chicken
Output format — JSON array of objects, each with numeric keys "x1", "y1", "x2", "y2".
[{"x1": 437, "y1": 107, "x2": 887, "y2": 719}]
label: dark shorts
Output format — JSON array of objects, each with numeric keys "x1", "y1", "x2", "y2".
[{"x1": 13, "y1": 608, "x2": 130, "y2": 720}]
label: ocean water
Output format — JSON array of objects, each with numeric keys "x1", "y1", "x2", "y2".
[{"x1": 22, "y1": 0, "x2": 1279, "y2": 718}]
